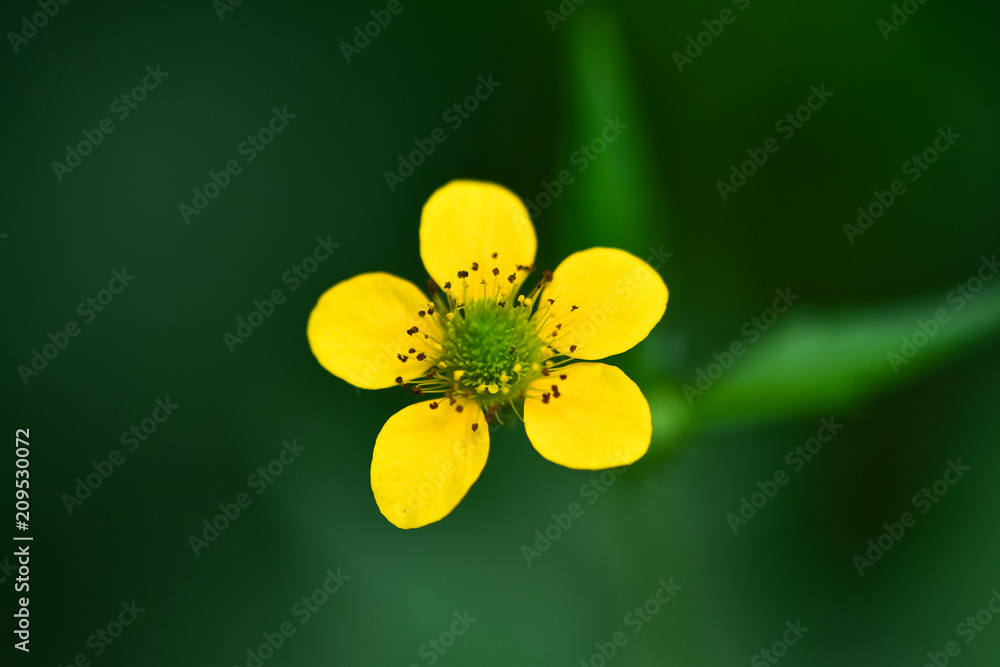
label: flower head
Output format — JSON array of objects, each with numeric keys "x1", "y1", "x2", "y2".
[{"x1": 308, "y1": 180, "x2": 668, "y2": 528}]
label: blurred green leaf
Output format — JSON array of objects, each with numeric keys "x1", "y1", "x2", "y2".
[{"x1": 667, "y1": 283, "x2": 1000, "y2": 432}]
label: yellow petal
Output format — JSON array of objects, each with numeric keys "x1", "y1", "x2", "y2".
[
  {"x1": 523, "y1": 362, "x2": 650, "y2": 470},
  {"x1": 542, "y1": 247, "x2": 667, "y2": 360},
  {"x1": 420, "y1": 180, "x2": 536, "y2": 293},
  {"x1": 371, "y1": 400, "x2": 489, "y2": 529},
  {"x1": 307, "y1": 272, "x2": 436, "y2": 390}
]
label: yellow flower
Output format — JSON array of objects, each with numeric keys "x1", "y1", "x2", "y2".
[{"x1": 307, "y1": 180, "x2": 668, "y2": 529}]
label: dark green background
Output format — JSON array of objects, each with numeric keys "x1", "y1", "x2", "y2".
[{"x1": 3, "y1": 0, "x2": 999, "y2": 665}]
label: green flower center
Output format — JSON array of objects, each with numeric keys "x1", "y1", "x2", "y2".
[
  {"x1": 394, "y1": 262, "x2": 575, "y2": 425},
  {"x1": 441, "y1": 295, "x2": 546, "y2": 410}
]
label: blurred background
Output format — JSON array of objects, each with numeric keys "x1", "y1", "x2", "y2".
[{"x1": 3, "y1": 0, "x2": 999, "y2": 664}]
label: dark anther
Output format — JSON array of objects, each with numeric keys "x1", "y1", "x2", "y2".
[
  {"x1": 552, "y1": 385, "x2": 561, "y2": 398},
  {"x1": 498, "y1": 301, "x2": 506, "y2": 307},
  {"x1": 571, "y1": 305, "x2": 578, "y2": 311},
  {"x1": 472, "y1": 423, "x2": 479, "y2": 432},
  {"x1": 428, "y1": 306, "x2": 435, "y2": 315},
  {"x1": 509, "y1": 346, "x2": 516, "y2": 355},
  {"x1": 412, "y1": 386, "x2": 424, "y2": 395},
  {"x1": 409, "y1": 348, "x2": 416, "y2": 354},
  {"x1": 569, "y1": 345, "x2": 578, "y2": 353},
  {"x1": 427, "y1": 279, "x2": 438, "y2": 296},
  {"x1": 429, "y1": 402, "x2": 439, "y2": 410},
  {"x1": 556, "y1": 323, "x2": 562, "y2": 329},
  {"x1": 471, "y1": 262, "x2": 479, "y2": 271},
  {"x1": 542, "y1": 269, "x2": 553, "y2": 282},
  {"x1": 541, "y1": 368, "x2": 550, "y2": 376},
  {"x1": 485, "y1": 414, "x2": 494, "y2": 424},
  {"x1": 444, "y1": 281, "x2": 452, "y2": 289},
  {"x1": 397, "y1": 354, "x2": 408, "y2": 362},
  {"x1": 458, "y1": 270, "x2": 469, "y2": 278},
  {"x1": 416, "y1": 353, "x2": 427, "y2": 361},
  {"x1": 455, "y1": 405, "x2": 464, "y2": 413},
  {"x1": 547, "y1": 298, "x2": 555, "y2": 305},
  {"x1": 407, "y1": 326, "x2": 419, "y2": 336},
  {"x1": 395, "y1": 376, "x2": 403, "y2": 384},
  {"x1": 507, "y1": 274, "x2": 516, "y2": 283},
  {"x1": 492, "y1": 267, "x2": 500, "y2": 276},
  {"x1": 560, "y1": 374, "x2": 567, "y2": 380},
  {"x1": 542, "y1": 393, "x2": 551, "y2": 404},
  {"x1": 425, "y1": 370, "x2": 437, "y2": 379},
  {"x1": 491, "y1": 252, "x2": 498, "y2": 258},
  {"x1": 418, "y1": 310, "x2": 426, "y2": 317}
]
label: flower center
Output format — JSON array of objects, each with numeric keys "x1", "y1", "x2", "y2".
[
  {"x1": 442, "y1": 294, "x2": 546, "y2": 410},
  {"x1": 393, "y1": 258, "x2": 576, "y2": 424}
]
